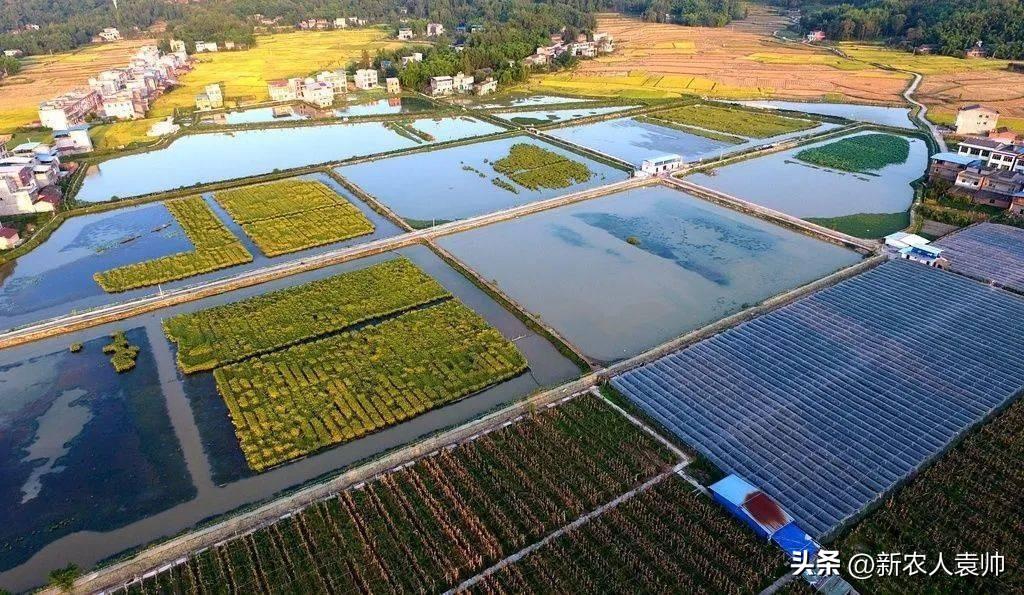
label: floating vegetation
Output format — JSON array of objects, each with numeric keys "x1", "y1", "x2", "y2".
[
  {"x1": 163, "y1": 259, "x2": 449, "y2": 373},
  {"x1": 214, "y1": 299, "x2": 528, "y2": 471},
  {"x1": 93, "y1": 197, "x2": 253, "y2": 293},
  {"x1": 649, "y1": 104, "x2": 818, "y2": 138},
  {"x1": 69, "y1": 342, "x2": 83, "y2": 353},
  {"x1": 214, "y1": 179, "x2": 374, "y2": 256},
  {"x1": 386, "y1": 120, "x2": 435, "y2": 143},
  {"x1": 492, "y1": 143, "x2": 593, "y2": 191},
  {"x1": 103, "y1": 330, "x2": 140, "y2": 373},
  {"x1": 491, "y1": 177, "x2": 519, "y2": 194},
  {"x1": 796, "y1": 133, "x2": 911, "y2": 173}
]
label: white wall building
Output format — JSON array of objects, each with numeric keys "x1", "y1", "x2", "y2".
[
  {"x1": 354, "y1": 69, "x2": 379, "y2": 89},
  {"x1": 955, "y1": 105, "x2": 999, "y2": 136}
]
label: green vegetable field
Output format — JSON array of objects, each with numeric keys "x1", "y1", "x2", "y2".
[
  {"x1": 94, "y1": 197, "x2": 253, "y2": 293},
  {"x1": 796, "y1": 133, "x2": 911, "y2": 173},
  {"x1": 650, "y1": 104, "x2": 818, "y2": 138},
  {"x1": 492, "y1": 143, "x2": 593, "y2": 191},
  {"x1": 213, "y1": 299, "x2": 527, "y2": 471},
  {"x1": 164, "y1": 258, "x2": 449, "y2": 373},
  {"x1": 214, "y1": 179, "x2": 374, "y2": 257}
]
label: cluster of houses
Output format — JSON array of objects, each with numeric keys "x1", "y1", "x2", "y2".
[
  {"x1": 396, "y1": 23, "x2": 445, "y2": 40},
  {"x1": 266, "y1": 69, "x2": 400, "y2": 109},
  {"x1": 928, "y1": 105, "x2": 1024, "y2": 215},
  {"x1": 522, "y1": 32, "x2": 614, "y2": 67},
  {"x1": 38, "y1": 44, "x2": 190, "y2": 132},
  {"x1": 297, "y1": 16, "x2": 367, "y2": 31},
  {"x1": 0, "y1": 141, "x2": 64, "y2": 219},
  {"x1": 429, "y1": 72, "x2": 496, "y2": 96}
]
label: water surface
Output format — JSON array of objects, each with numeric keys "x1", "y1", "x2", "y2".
[
  {"x1": 493, "y1": 105, "x2": 637, "y2": 124},
  {"x1": 438, "y1": 185, "x2": 862, "y2": 363},
  {"x1": 76, "y1": 117, "x2": 503, "y2": 203},
  {"x1": 337, "y1": 136, "x2": 626, "y2": 222},
  {"x1": 735, "y1": 100, "x2": 915, "y2": 129},
  {"x1": 480, "y1": 95, "x2": 593, "y2": 109},
  {"x1": 688, "y1": 131, "x2": 928, "y2": 218}
]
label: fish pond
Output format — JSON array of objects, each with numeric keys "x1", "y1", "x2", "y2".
[
  {"x1": 336, "y1": 136, "x2": 627, "y2": 224},
  {"x1": 687, "y1": 131, "x2": 928, "y2": 234},
  {"x1": 493, "y1": 105, "x2": 638, "y2": 125},
  {"x1": 734, "y1": 100, "x2": 915, "y2": 129},
  {"x1": 546, "y1": 117, "x2": 838, "y2": 166},
  {"x1": 75, "y1": 117, "x2": 504, "y2": 203},
  {"x1": 218, "y1": 106, "x2": 307, "y2": 125},
  {"x1": 0, "y1": 328, "x2": 195, "y2": 572},
  {"x1": 438, "y1": 185, "x2": 862, "y2": 363},
  {"x1": 334, "y1": 97, "x2": 434, "y2": 117},
  {"x1": 0, "y1": 244, "x2": 579, "y2": 593},
  {"x1": 479, "y1": 95, "x2": 593, "y2": 109},
  {"x1": 0, "y1": 173, "x2": 402, "y2": 330}
]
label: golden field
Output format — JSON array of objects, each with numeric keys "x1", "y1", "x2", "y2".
[
  {"x1": 0, "y1": 39, "x2": 155, "y2": 133},
  {"x1": 531, "y1": 11, "x2": 1024, "y2": 131}
]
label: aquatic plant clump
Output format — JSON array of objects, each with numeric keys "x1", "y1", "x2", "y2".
[
  {"x1": 492, "y1": 143, "x2": 593, "y2": 191},
  {"x1": 163, "y1": 258, "x2": 450, "y2": 373},
  {"x1": 649, "y1": 104, "x2": 818, "y2": 138},
  {"x1": 103, "y1": 330, "x2": 140, "y2": 373},
  {"x1": 796, "y1": 133, "x2": 911, "y2": 173},
  {"x1": 214, "y1": 299, "x2": 528, "y2": 471},
  {"x1": 93, "y1": 196, "x2": 253, "y2": 293},
  {"x1": 214, "y1": 179, "x2": 374, "y2": 257}
]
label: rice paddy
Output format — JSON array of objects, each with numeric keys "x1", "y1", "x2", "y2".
[{"x1": 214, "y1": 179, "x2": 374, "y2": 256}]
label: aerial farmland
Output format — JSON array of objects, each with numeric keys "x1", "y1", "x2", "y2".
[{"x1": 1, "y1": 2, "x2": 1024, "y2": 593}]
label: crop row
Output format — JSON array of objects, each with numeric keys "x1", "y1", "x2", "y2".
[
  {"x1": 94, "y1": 197, "x2": 252, "y2": 293},
  {"x1": 839, "y1": 397, "x2": 1024, "y2": 593},
  {"x1": 650, "y1": 104, "x2": 817, "y2": 138},
  {"x1": 214, "y1": 299, "x2": 528, "y2": 471},
  {"x1": 796, "y1": 133, "x2": 910, "y2": 173},
  {"x1": 465, "y1": 475, "x2": 785, "y2": 594},
  {"x1": 111, "y1": 395, "x2": 677, "y2": 594},
  {"x1": 163, "y1": 258, "x2": 449, "y2": 373},
  {"x1": 491, "y1": 143, "x2": 593, "y2": 190},
  {"x1": 214, "y1": 179, "x2": 375, "y2": 256}
]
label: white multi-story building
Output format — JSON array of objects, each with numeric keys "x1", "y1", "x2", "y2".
[
  {"x1": 430, "y1": 76, "x2": 453, "y2": 96},
  {"x1": 426, "y1": 23, "x2": 444, "y2": 36},
  {"x1": 315, "y1": 70, "x2": 347, "y2": 92},
  {"x1": 98, "y1": 27, "x2": 121, "y2": 42},
  {"x1": 955, "y1": 105, "x2": 999, "y2": 136},
  {"x1": 38, "y1": 90, "x2": 101, "y2": 130},
  {"x1": 474, "y1": 77, "x2": 497, "y2": 95},
  {"x1": 169, "y1": 39, "x2": 187, "y2": 54},
  {"x1": 195, "y1": 41, "x2": 219, "y2": 53},
  {"x1": 957, "y1": 137, "x2": 1024, "y2": 173},
  {"x1": 102, "y1": 90, "x2": 145, "y2": 120},
  {"x1": 88, "y1": 69, "x2": 129, "y2": 95},
  {"x1": 401, "y1": 53, "x2": 423, "y2": 66},
  {"x1": 397, "y1": 28, "x2": 413, "y2": 40},
  {"x1": 301, "y1": 80, "x2": 335, "y2": 108},
  {"x1": 268, "y1": 78, "x2": 302, "y2": 101},
  {"x1": 452, "y1": 72, "x2": 474, "y2": 93},
  {"x1": 52, "y1": 125, "x2": 94, "y2": 154},
  {"x1": 386, "y1": 77, "x2": 401, "y2": 94},
  {"x1": 354, "y1": 69, "x2": 378, "y2": 89}
]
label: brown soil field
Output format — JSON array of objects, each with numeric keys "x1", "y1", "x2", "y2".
[
  {"x1": 0, "y1": 39, "x2": 155, "y2": 132},
  {"x1": 531, "y1": 11, "x2": 910, "y2": 103},
  {"x1": 918, "y1": 69, "x2": 1024, "y2": 129}
]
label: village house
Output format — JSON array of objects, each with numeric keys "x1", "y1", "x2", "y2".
[
  {"x1": 965, "y1": 42, "x2": 988, "y2": 58},
  {"x1": 430, "y1": 76, "x2": 453, "y2": 96},
  {"x1": 348, "y1": 17, "x2": 367, "y2": 27},
  {"x1": 929, "y1": 152, "x2": 982, "y2": 182},
  {"x1": 169, "y1": 39, "x2": 187, "y2": 54},
  {"x1": 401, "y1": 53, "x2": 423, "y2": 66},
  {"x1": 194, "y1": 83, "x2": 224, "y2": 110},
  {"x1": 955, "y1": 105, "x2": 999, "y2": 135},
  {"x1": 426, "y1": 23, "x2": 445, "y2": 37},
  {"x1": 953, "y1": 166, "x2": 1024, "y2": 208},
  {"x1": 315, "y1": 70, "x2": 347, "y2": 93},
  {"x1": 3, "y1": 49, "x2": 23, "y2": 58},
  {"x1": 102, "y1": 90, "x2": 146, "y2": 120},
  {"x1": 0, "y1": 226, "x2": 22, "y2": 250},
  {"x1": 473, "y1": 77, "x2": 497, "y2": 95},
  {"x1": 300, "y1": 79, "x2": 335, "y2": 108},
  {"x1": 0, "y1": 143, "x2": 62, "y2": 216},
  {"x1": 52, "y1": 125, "x2": 94, "y2": 154},
  {"x1": 386, "y1": 77, "x2": 401, "y2": 94},
  {"x1": 639, "y1": 154, "x2": 684, "y2": 176},
  {"x1": 194, "y1": 41, "x2": 219, "y2": 53},
  {"x1": 570, "y1": 41, "x2": 597, "y2": 58},
  {"x1": 453, "y1": 72, "x2": 474, "y2": 93},
  {"x1": 957, "y1": 136, "x2": 1024, "y2": 172},
  {"x1": 333, "y1": 18, "x2": 347, "y2": 29},
  {"x1": 594, "y1": 32, "x2": 615, "y2": 53},
  {"x1": 353, "y1": 69, "x2": 379, "y2": 89},
  {"x1": 397, "y1": 28, "x2": 413, "y2": 40},
  {"x1": 38, "y1": 90, "x2": 101, "y2": 130},
  {"x1": 88, "y1": 69, "x2": 129, "y2": 96},
  {"x1": 268, "y1": 78, "x2": 302, "y2": 101},
  {"x1": 98, "y1": 27, "x2": 122, "y2": 42},
  {"x1": 806, "y1": 30, "x2": 825, "y2": 43}
]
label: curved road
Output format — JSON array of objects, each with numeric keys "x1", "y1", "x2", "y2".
[{"x1": 903, "y1": 71, "x2": 948, "y2": 152}]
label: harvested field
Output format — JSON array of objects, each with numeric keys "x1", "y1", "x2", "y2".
[
  {"x1": 93, "y1": 197, "x2": 252, "y2": 292},
  {"x1": 107, "y1": 395, "x2": 684, "y2": 594},
  {"x1": 214, "y1": 179, "x2": 374, "y2": 256},
  {"x1": 214, "y1": 299, "x2": 527, "y2": 471},
  {"x1": 529, "y1": 14, "x2": 909, "y2": 103},
  {"x1": 0, "y1": 39, "x2": 155, "y2": 132},
  {"x1": 163, "y1": 258, "x2": 449, "y2": 373}
]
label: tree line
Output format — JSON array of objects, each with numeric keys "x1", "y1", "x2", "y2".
[
  {"x1": 793, "y1": 0, "x2": 1024, "y2": 60},
  {"x1": 608, "y1": 0, "x2": 747, "y2": 26}
]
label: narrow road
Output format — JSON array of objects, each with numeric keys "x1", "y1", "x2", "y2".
[{"x1": 903, "y1": 71, "x2": 948, "y2": 152}]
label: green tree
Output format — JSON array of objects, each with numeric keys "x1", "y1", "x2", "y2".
[{"x1": 48, "y1": 564, "x2": 80, "y2": 593}]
